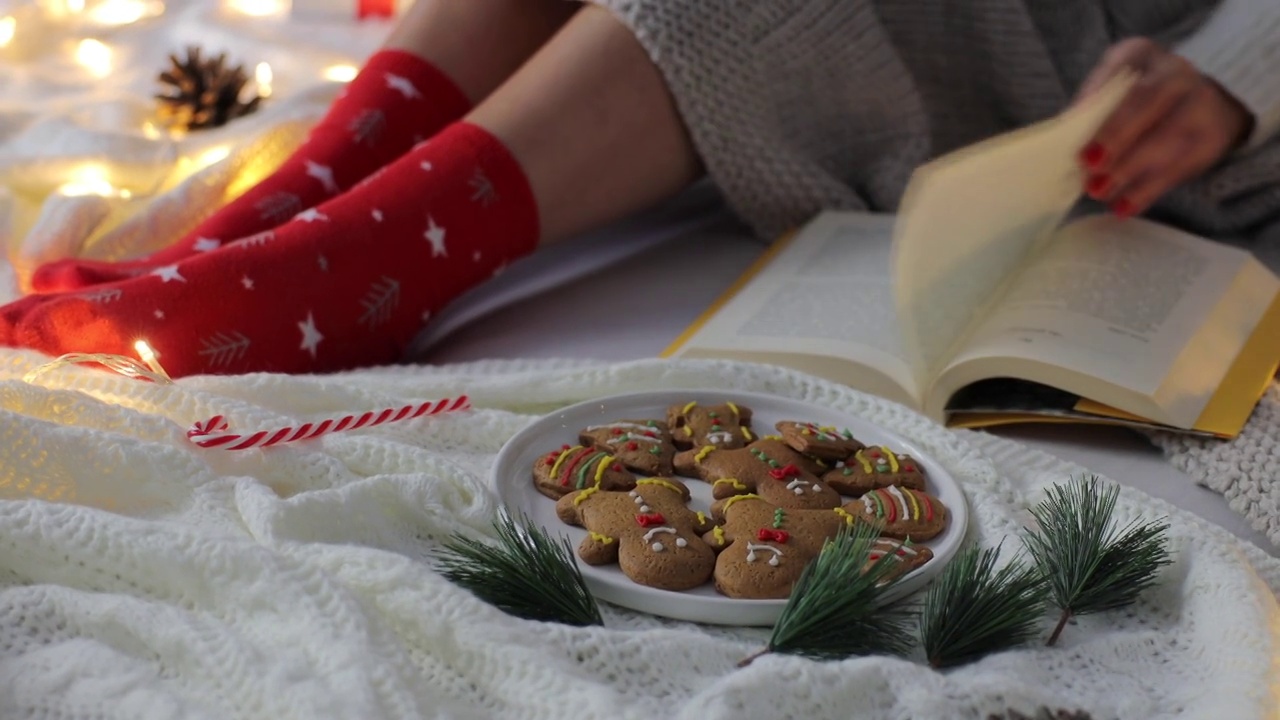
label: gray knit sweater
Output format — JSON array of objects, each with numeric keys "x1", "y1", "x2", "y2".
[{"x1": 589, "y1": 0, "x2": 1280, "y2": 241}]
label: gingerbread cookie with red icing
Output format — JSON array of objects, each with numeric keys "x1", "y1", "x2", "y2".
[
  {"x1": 578, "y1": 419, "x2": 675, "y2": 476},
  {"x1": 556, "y1": 478, "x2": 716, "y2": 591},
  {"x1": 824, "y1": 446, "x2": 927, "y2": 496},
  {"x1": 865, "y1": 538, "x2": 934, "y2": 585},
  {"x1": 666, "y1": 401, "x2": 755, "y2": 450},
  {"x1": 702, "y1": 493, "x2": 852, "y2": 599},
  {"x1": 855, "y1": 485, "x2": 947, "y2": 540},
  {"x1": 532, "y1": 444, "x2": 636, "y2": 501},
  {"x1": 775, "y1": 421, "x2": 865, "y2": 462},
  {"x1": 674, "y1": 437, "x2": 841, "y2": 509}
]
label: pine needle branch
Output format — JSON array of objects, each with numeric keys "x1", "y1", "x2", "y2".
[
  {"x1": 1023, "y1": 476, "x2": 1171, "y2": 646},
  {"x1": 744, "y1": 521, "x2": 914, "y2": 665},
  {"x1": 919, "y1": 542, "x2": 1047, "y2": 668},
  {"x1": 435, "y1": 511, "x2": 603, "y2": 627}
]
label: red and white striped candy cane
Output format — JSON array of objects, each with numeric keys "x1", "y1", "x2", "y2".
[{"x1": 186, "y1": 395, "x2": 471, "y2": 450}]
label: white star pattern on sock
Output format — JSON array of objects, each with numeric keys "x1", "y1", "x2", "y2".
[
  {"x1": 424, "y1": 217, "x2": 447, "y2": 257},
  {"x1": 298, "y1": 312, "x2": 323, "y2": 359},
  {"x1": 151, "y1": 264, "x2": 185, "y2": 283},
  {"x1": 241, "y1": 276, "x2": 254, "y2": 290},
  {"x1": 371, "y1": 209, "x2": 383, "y2": 222},
  {"x1": 317, "y1": 255, "x2": 329, "y2": 272},
  {"x1": 192, "y1": 237, "x2": 221, "y2": 253},
  {"x1": 294, "y1": 208, "x2": 328, "y2": 223},
  {"x1": 420, "y1": 161, "x2": 432, "y2": 172},
  {"x1": 304, "y1": 160, "x2": 340, "y2": 195},
  {"x1": 154, "y1": 309, "x2": 165, "y2": 319},
  {"x1": 384, "y1": 73, "x2": 422, "y2": 100}
]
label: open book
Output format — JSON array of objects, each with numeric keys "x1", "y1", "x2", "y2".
[{"x1": 663, "y1": 76, "x2": 1280, "y2": 438}]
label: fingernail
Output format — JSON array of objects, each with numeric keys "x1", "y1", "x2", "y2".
[
  {"x1": 1080, "y1": 143, "x2": 1106, "y2": 167},
  {"x1": 1085, "y1": 174, "x2": 1110, "y2": 198},
  {"x1": 1110, "y1": 197, "x2": 1135, "y2": 218}
]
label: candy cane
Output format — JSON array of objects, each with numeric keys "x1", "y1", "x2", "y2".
[{"x1": 186, "y1": 395, "x2": 471, "y2": 450}]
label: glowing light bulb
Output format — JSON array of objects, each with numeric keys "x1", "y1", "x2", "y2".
[
  {"x1": 322, "y1": 64, "x2": 357, "y2": 83},
  {"x1": 66, "y1": 0, "x2": 86, "y2": 13},
  {"x1": 58, "y1": 164, "x2": 117, "y2": 197},
  {"x1": 254, "y1": 62, "x2": 272, "y2": 98},
  {"x1": 75, "y1": 38, "x2": 112, "y2": 78},
  {"x1": 226, "y1": 0, "x2": 288, "y2": 17},
  {"x1": 0, "y1": 17, "x2": 15, "y2": 48},
  {"x1": 197, "y1": 145, "x2": 230, "y2": 168},
  {"x1": 87, "y1": 0, "x2": 164, "y2": 26}
]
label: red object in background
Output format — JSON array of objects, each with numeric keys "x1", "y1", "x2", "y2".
[{"x1": 358, "y1": 0, "x2": 394, "y2": 18}]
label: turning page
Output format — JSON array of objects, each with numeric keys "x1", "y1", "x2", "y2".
[{"x1": 890, "y1": 73, "x2": 1134, "y2": 390}]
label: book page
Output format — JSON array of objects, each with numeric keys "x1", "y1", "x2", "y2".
[
  {"x1": 934, "y1": 215, "x2": 1278, "y2": 427},
  {"x1": 891, "y1": 73, "x2": 1134, "y2": 389},
  {"x1": 670, "y1": 212, "x2": 921, "y2": 407}
]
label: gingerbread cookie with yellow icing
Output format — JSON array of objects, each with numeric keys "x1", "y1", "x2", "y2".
[
  {"x1": 674, "y1": 437, "x2": 842, "y2": 509},
  {"x1": 865, "y1": 538, "x2": 934, "y2": 585},
  {"x1": 556, "y1": 478, "x2": 717, "y2": 591},
  {"x1": 578, "y1": 419, "x2": 675, "y2": 476},
  {"x1": 532, "y1": 444, "x2": 636, "y2": 501},
  {"x1": 666, "y1": 401, "x2": 754, "y2": 450},
  {"x1": 775, "y1": 421, "x2": 865, "y2": 462},
  {"x1": 702, "y1": 493, "x2": 853, "y2": 599},
  {"x1": 855, "y1": 486, "x2": 947, "y2": 540},
  {"x1": 824, "y1": 446, "x2": 927, "y2": 496}
]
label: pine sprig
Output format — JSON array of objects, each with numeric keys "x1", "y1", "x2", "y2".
[
  {"x1": 919, "y1": 542, "x2": 1046, "y2": 668},
  {"x1": 743, "y1": 522, "x2": 914, "y2": 666},
  {"x1": 436, "y1": 512, "x2": 603, "y2": 627},
  {"x1": 1023, "y1": 476, "x2": 1171, "y2": 645}
]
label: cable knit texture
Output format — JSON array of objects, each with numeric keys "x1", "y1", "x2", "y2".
[
  {"x1": 586, "y1": 0, "x2": 1280, "y2": 240},
  {"x1": 0, "y1": 353, "x2": 1276, "y2": 719}
]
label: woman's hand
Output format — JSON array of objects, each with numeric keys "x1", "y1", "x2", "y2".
[{"x1": 1075, "y1": 37, "x2": 1255, "y2": 218}]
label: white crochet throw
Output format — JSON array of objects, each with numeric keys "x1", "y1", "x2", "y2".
[{"x1": 0, "y1": 353, "x2": 1276, "y2": 720}]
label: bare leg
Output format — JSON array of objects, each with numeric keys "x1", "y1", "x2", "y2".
[
  {"x1": 384, "y1": 0, "x2": 581, "y2": 104},
  {"x1": 468, "y1": 5, "x2": 703, "y2": 242}
]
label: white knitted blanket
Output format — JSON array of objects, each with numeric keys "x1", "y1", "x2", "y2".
[{"x1": 1, "y1": 353, "x2": 1276, "y2": 720}]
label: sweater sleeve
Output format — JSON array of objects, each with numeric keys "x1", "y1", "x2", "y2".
[{"x1": 1174, "y1": 0, "x2": 1280, "y2": 150}]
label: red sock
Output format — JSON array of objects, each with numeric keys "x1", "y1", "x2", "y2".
[
  {"x1": 2, "y1": 123, "x2": 539, "y2": 376},
  {"x1": 31, "y1": 49, "x2": 470, "y2": 293}
]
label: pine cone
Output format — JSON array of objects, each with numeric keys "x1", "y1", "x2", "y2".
[{"x1": 155, "y1": 46, "x2": 264, "y2": 131}]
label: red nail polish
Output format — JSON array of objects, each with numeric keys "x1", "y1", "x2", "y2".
[
  {"x1": 1081, "y1": 142, "x2": 1106, "y2": 167},
  {"x1": 1111, "y1": 198, "x2": 1135, "y2": 218},
  {"x1": 1085, "y1": 174, "x2": 1110, "y2": 198}
]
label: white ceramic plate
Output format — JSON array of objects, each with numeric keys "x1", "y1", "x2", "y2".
[{"x1": 491, "y1": 390, "x2": 969, "y2": 626}]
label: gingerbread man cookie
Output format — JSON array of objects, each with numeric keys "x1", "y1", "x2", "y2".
[
  {"x1": 775, "y1": 421, "x2": 865, "y2": 462},
  {"x1": 556, "y1": 478, "x2": 717, "y2": 591},
  {"x1": 675, "y1": 437, "x2": 841, "y2": 509},
  {"x1": 855, "y1": 485, "x2": 947, "y2": 540},
  {"x1": 578, "y1": 419, "x2": 675, "y2": 476},
  {"x1": 667, "y1": 401, "x2": 755, "y2": 450},
  {"x1": 702, "y1": 493, "x2": 852, "y2": 599},
  {"x1": 532, "y1": 444, "x2": 636, "y2": 501},
  {"x1": 824, "y1": 446, "x2": 927, "y2": 496}
]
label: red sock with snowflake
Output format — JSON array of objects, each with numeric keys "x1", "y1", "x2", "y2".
[
  {"x1": 2, "y1": 122, "x2": 539, "y2": 376},
  {"x1": 31, "y1": 49, "x2": 471, "y2": 293}
]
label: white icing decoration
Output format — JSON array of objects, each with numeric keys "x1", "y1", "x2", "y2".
[
  {"x1": 706, "y1": 431, "x2": 735, "y2": 444},
  {"x1": 862, "y1": 495, "x2": 874, "y2": 512},
  {"x1": 676, "y1": 538, "x2": 688, "y2": 548},
  {"x1": 651, "y1": 542, "x2": 665, "y2": 552},
  {"x1": 793, "y1": 488, "x2": 804, "y2": 495},
  {"x1": 643, "y1": 527, "x2": 677, "y2": 542},
  {"x1": 629, "y1": 491, "x2": 640, "y2": 499},
  {"x1": 887, "y1": 485, "x2": 912, "y2": 519},
  {"x1": 746, "y1": 542, "x2": 784, "y2": 565},
  {"x1": 585, "y1": 422, "x2": 661, "y2": 433},
  {"x1": 639, "y1": 505, "x2": 651, "y2": 513},
  {"x1": 609, "y1": 434, "x2": 659, "y2": 445},
  {"x1": 811, "y1": 483, "x2": 822, "y2": 493}
]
